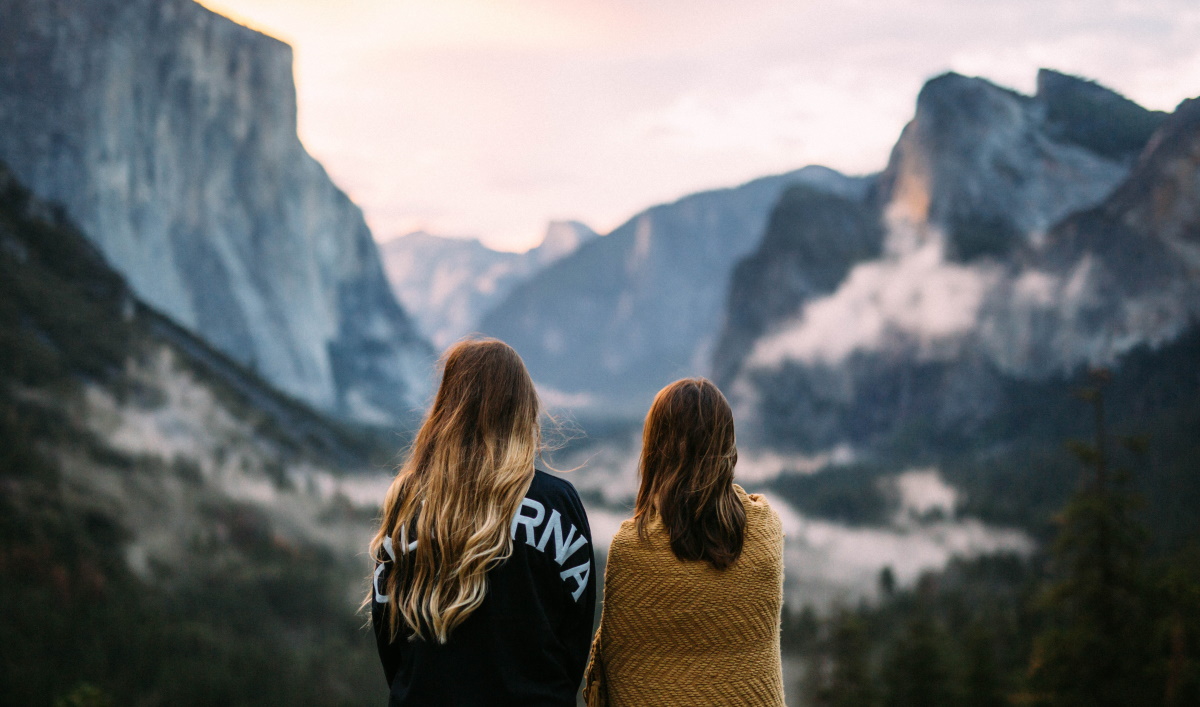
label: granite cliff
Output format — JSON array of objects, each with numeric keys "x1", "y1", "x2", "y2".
[
  {"x1": 0, "y1": 159, "x2": 393, "y2": 703},
  {"x1": 0, "y1": 0, "x2": 434, "y2": 423},
  {"x1": 719, "y1": 70, "x2": 1196, "y2": 450}
]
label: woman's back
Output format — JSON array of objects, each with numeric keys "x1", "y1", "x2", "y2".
[
  {"x1": 368, "y1": 339, "x2": 595, "y2": 706},
  {"x1": 589, "y1": 485, "x2": 784, "y2": 706},
  {"x1": 373, "y1": 470, "x2": 595, "y2": 707}
]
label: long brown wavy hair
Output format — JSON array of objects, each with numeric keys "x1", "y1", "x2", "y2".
[
  {"x1": 634, "y1": 377, "x2": 746, "y2": 569},
  {"x1": 368, "y1": 338, "x2": 540, "y2": 643}
]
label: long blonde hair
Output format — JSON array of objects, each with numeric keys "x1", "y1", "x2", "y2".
[{"x1": 369, "y1": 338, "x2": 540, "y2": 643}]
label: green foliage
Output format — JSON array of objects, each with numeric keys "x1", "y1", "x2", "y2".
[
  {"x1": 0, "y1": 467, "x2": 381, "y2": 706},
  {"x1": 807, "y1": 610, "x2": 878, "y2": 707},
  {"x1": 768, "y1": 463, "x2": 892, "y2": 526},
  {"x1": 0, "y1": 162, "x2": 385, "y2": 705},
  {"x1": 1029, "y1": 379, "x2": 1158, "y2": 706},
  {"x1": 0, "y1": 171, "x2": 133, "y2": 388},
  {"x1": 782, "y1": 603, "x2": 820, "y2": 653},
  {"x1": 1154, "y1": 544, "x2": 1200, "y2": 705},
  {"x1": 962, "y1": 623, "x2": 1006, "y2": 707},
  {"x1": 789, "y1": 555, "x2": 1039, "y2": 707},
  {"x1": 54, "y1": 684, "x2": 114, "y2": 707},
  {"x1": 881, "y1": 611, "x2": 956, "y2": 707},
  {"x1": 878, "y1": 567, "x2": 896, "y2": 598},
  {"x1": 784, "y1": 370, "x2": 1200, "y2": 707},
  {"x1": 925, "y1": 327, "x2": 1200, "y2": 548}
]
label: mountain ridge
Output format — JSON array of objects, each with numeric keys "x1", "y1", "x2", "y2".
[
  {"x1": 720, "y1": 70, "x2": 1198, "y2": 451},
  {"x1": 380, "y1": 220, "x2": 597, "y2": 349},
  {"x1": 479, "y1": 165, "x2": 870, "y2": 414},
  {"x1": 0, "y1": 0, "x2": 435, "y2": 423}
]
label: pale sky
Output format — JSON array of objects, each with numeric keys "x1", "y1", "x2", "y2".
[{"x1": 198, "y1": 0, "x2": 1200, "y2": 252}]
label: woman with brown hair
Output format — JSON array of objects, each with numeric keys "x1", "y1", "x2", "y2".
[
  {"x1": 368, "y1": 338, "x2": 595, "y2": 706},
  {"x1": 584, "y1": 377, "x2": 785, "y2": 706}
]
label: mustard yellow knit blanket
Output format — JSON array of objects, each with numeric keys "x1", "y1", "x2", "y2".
[{"x1": 584, "y1": 485, "x2": 785, "y2": 706}]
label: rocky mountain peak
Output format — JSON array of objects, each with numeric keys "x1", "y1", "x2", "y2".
[
  {"x1": 534, "y1": 220, "x2": 598, "y2": 266},
  {"x1": 1036, "y1": 68, "x2": 1168, "y2": 161},
  {"x1": 380, "y1": 221, "x2": 596, "y2": 349},
  {"x1": 913, "y1": 72, "x2": 1029, "y2": 146},
  {"x1": 0, "y1": 0, "x2": 435, "y2": 423},
  {"x1": 877, "y1": 70, "x2": 1131, "y2": 263},
  {"x1": 1106, "y1": 97, "x2": 1200, "y2": 249},
  {"x1": 478, "y1": 167, "x2": 864, "y2": 413},
  {"x1": 712, "y1": 183, "x2": 883, "y2": 387},
  {"x1": 719, "y1": 70, "x2": 1199, "y2": 451}
]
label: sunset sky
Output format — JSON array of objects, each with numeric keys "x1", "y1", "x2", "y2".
[{"x1": 198, "y1": 0, "x2": 1200, "y2": 252}]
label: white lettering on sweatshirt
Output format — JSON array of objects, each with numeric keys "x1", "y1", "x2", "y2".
[{"x1": 511, "y1": 498, "x2": 590, "y2": 601}]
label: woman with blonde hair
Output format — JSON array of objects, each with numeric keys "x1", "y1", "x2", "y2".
[
  {"x1": 585, "y1": 377, "x2": 785, "y2": 706},
  {"x1": 369, "y1": 338, "x2": 595, "y2": 706}
]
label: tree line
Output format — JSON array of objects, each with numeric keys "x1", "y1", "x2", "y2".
[{"x1": 787, "y1": 372, "x2": 1200, "y2": 706}]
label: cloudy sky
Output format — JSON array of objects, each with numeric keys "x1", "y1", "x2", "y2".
[{"x1": 198, "y1": 0, "x2": 1200, "y2": 252}]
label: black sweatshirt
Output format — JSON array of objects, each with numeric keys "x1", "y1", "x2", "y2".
[{"x1": 372, "y1": 470, "x2": 596, "y2": 706}]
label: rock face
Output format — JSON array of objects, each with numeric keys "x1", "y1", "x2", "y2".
[
  {"x1": 712, "y1": 183, "x2": 884, "y2": 387},
  {"x1": 479, "y1": 166, "x2": 867, "y2": 413},
  {"x1": 380, "y1": 221, "x2": 597, "y2": 349},
  {"x1": 981, "y1": 95, "x2": 1200, "y2": 377},
  {"x1": 874, "y1": 70, "x2": 1136, "y2": 262},
  {"x1": 722, "y1": 71, "x2": 1195, "y2": 450},
  {"x1": 0, "y1": 0, "x2": 434, "y2": 423},
  {"x1": 534, "y1": 220, "x2": 598, "y2": 266}
]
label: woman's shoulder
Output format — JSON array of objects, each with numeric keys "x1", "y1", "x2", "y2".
[
  {"x1": 734, "y1": 484, "x2": 784, "y2": 538},
  {"x1": 527, "y1": 469, "x2": 587, "y2": 513},
  {"x1": 607, "y1": 517, "x2": 663, "y2": 562},
  {"x1": 610, "y1": 518, "x2": 640, "y2": 546},
  {"x1": 530, "y1": 467, "x2": 580, "y2": 497}
]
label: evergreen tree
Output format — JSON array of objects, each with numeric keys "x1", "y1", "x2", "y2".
[
  {"x1": 782, "y1": 603, "x2": 820, "y2": 653},
  {"x1": 881, "y1": 611, "x2": 955, "y2": 707},
  {"x1": 1030, "y1": 370, "x2": 1155, "y2": 706},
  {"x1": 1157, "y1": 544, "x2": 1200, "y2": 706},
  {"x1": 810, "y1": 610, "x2": 877, "y2": 707},
  {"x1": 879, "y1": 566, "x2": 897, "y2": 598},
  {"x1": 963, "y1": 622, "x2": 1006, "y2": 707}
]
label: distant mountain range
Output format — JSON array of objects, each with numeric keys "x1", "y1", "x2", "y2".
[
  {"x1": 4, "y1": 0, "x2": 1193, "y2": 458},
  {"x1": 717, "y1": 70, "x2": 1199, "y2": 451},
  {"x1": 478, "y1": 165, "x2": 868, "y2": 414},
  {"x1": 0, "y1": 0, "x2": 434, "y2": 424},
  {"x1": 380, "y1": 221, "x2": 597, "y2": 349}
]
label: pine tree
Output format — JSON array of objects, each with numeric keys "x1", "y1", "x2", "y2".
[
  {"x1": 963, "y1": 622, "x2": 1006, "y2": 707},
  {"x1": 879, "y1": 566, "x2": 897, "y2": 598},
  {"x1": 810, "y1": 610, "x2": 877, "y2": 707},
  {"x1": 881, "y1": 610, "x2": 955, "y2": 707},
  {"x1": 1157, "y1": 543, "x2": 1200, "y2": 706},
  {"x1": 781, "y1": 603, "x2": 820, "y2": 653},
  {"x1": 1030, "y1": 370, "x2": 1154, "y2": 706}
]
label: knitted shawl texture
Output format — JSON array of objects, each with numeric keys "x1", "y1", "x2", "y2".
[{"x1": 585, "y1": 485, "x2": 785, "y2": 706}]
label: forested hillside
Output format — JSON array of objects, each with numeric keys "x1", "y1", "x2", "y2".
[{"x1": 0, "y1": 163, "x2": 389, "y2": 706}]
